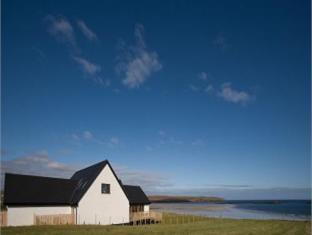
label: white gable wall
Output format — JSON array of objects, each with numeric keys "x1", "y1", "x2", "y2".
[
  {"x1": 7, "y1": 206, "x2": 72, "y2": 226},
  {"x1": 76, "y1": 164, "x2": 129, "y2": 225}
]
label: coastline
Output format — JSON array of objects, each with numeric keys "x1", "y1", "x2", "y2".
[{"x1": 151, "y1": 201, "x2": 311, "y2": 221}]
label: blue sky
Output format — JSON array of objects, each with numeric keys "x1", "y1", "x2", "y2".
[{"x1": 2, "y1": 0, "x2": 311, "y2": 199}]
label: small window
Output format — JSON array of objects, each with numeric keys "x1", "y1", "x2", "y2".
[{"x1": 101, "y1": 183, "x2": 110, "y2": 194}]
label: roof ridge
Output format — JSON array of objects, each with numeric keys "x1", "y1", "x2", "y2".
[
  {"x1": 71, "y1": 160, "x2": 108, "y2": 177},
  {"x1": 5, "y1": 172, "x2": 72, "y2": 181}
]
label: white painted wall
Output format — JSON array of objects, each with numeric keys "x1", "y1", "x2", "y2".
[
  {"x1": 7, "y1": 206, "x2": 72, "y2": 226},
  {"x1": 77, "y1": 165, "x2": 129, "y2": 225},
  {"x1": 144, "y1": 205, "x2": 150, "y2": 212}
]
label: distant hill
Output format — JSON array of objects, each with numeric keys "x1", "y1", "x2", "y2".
[{"x1": 148, "y1": 195, "x2": 224, "y2": 203}]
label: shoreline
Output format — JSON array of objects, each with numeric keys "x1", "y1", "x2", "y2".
[{"x1": 151, "y1": 202, "x2": 311, "y2": 222}]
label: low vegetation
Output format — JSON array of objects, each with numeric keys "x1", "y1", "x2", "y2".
[{"x1": 2, "y1": 213, "x2": 310, "y2": 235}]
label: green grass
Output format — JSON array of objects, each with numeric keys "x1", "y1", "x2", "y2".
[{"x1": 2, "y1": 213, "x2": 310, "y2": 235}]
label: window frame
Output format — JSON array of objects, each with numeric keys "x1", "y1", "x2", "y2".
[{"x1": 101, "y1": 183, "x2": 111, "y2": 194}]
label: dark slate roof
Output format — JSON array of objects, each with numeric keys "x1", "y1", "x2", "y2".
[
  {"x1": 123, "y1": 185, "x2": 150, "y2": 205},
  {"x1": 3, "y1": 160, "x2": 149, "y2": 206},
  {"x1": 3, "y1": 173, "x2": 77, "y2": 206},
  {"x1": 70, "y1": 160, "x2": 108, "y2": 204}
]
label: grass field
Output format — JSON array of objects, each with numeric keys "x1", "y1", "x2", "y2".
[{"x1": 2, "y1": 213, "x2": 311, "y2": 235}]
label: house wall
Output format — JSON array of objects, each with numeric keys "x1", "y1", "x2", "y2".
[
  {"x1": 144, "y1": 205, "x2": 150, "y2": 212},
  {"x1": 7, "y1": 206, "x2": 72, "y2": 226},
  {"x1": 77, "y1": 165, "x2": 129, "y2": 225}
]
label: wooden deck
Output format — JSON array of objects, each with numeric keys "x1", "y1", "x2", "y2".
[{"x1": 130, "y1": 211, "x2": 162, "y2": 225}]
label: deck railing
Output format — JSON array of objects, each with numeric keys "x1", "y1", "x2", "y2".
[
  {"x1": 130, "y1": 211, "x2": 162, "y2": 223},
  {"x1": 34, "y1": 213, "x2": 75, "y2": 225}
]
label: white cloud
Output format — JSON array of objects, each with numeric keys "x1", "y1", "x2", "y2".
[
  {"x1": 116, "y1": 24, "x2": 162, "y2": 88},
  {"x1": 218, "y1": 83, "x2": 251, "y2": 105},
  {"x1": 110, "y1": 137, "x2": 119, "y2": 145},
  {"x1": 157, "y1": 130, "x2": 183, "y2": 145},
  {"x1": 1, "y1": 151, "x2": 76, "y2": 179},
  {"x1": 73, "y1": 56, "x2": 101, "y2": 75},
  {"x1": 72, "y1": 130, "x2": 94, "y2": 141},
  {"x1": 92, "y1": 77, "x2": 111, "y2": 87},
  {"x1": 198, "y1": 72, "x2": 208, "y2": 81},
  {"x1": 158, "y1": 130, "x2": 166, "y2": 136},
  {"x1": 189, "y1": 84, "x2": 200, "y2": 92},
  {"x1": 205, "y1": 84, "x2": 214, "y2": 93},
  {"x1": 115, "y1": 165, "x2": 172, "y2": 192},
  {"x1": 71, "y1": 131, "x2": 119, "y2": 147},
  {"x1": 77, "y1": 20, "x2": 98, "y2": 41},
  {"x1": 71, "y1": 134, "x2": 80, "y2": 141},
  {"x1": 83, "y1": 130, "x2": 93, "y2": 140},
  {"x1": 45, "y1": 15, "x2": 76, "y2": 48},
  {"x1": 72, "y1": 56, "x2": 108, "y2": 87},
  {"x1": 45, "y1": 15, "x2": 105, "y2": 87}
]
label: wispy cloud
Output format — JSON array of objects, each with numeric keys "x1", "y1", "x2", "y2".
[
  {"x1": 218, "y1": 83, "x2": 251, "y2": 105},
  {"x1": 72, "y1": 130, "x2": 97, "y2": 142},
  {"x1": 189, "y1": 72, "x2": 213, "y2": 92},
  {"x1": 110, "y1": 137, "x2": 119, "y2": 145},
  {"x1": 213, "y1": 33, "x2": 229, "y2": 51},
  {"x1": 204, "y1": 84, "x2": 214, "y2": 93},
  {"x1": 116, "y1": 24, "x2": 162, "y2": 88},
  {"x1": 77, "y1": 20, "x2": 98, "y2": 41},
  {"x1": 45, "y1": 15, "x2": 77, "y2": 49},
  {"x1": 158, "y1": 130, "x2": 183, "y2": 145},
  {"x1": 158, "y1": 130, "x2": 166, "y2": 137},
  {"x1": 83, "y1": 130, "x2": 94, "y2": 140},
  {"x1": 191, "y1": 72, "x2": 253, "y2": 105},
  {"x1": 1, "y1": 151, "x2": 76, "y2": 179},
  {"x1": 73, "y1": 56, "x2": 101, "y2": 75},
  {"x1": 189, "y1": 84, "x2": 200, "y2": 92},
  {"x1": 72, "y1": 56, "x2": 110, "y2": 87},
  {"x1": 115, "y1": 165, "x2": 172, "y2": 192},
  {"x1": 191, "y1": 139, "x2": 205, "y2": 146},
  {"x1": 71, "y1": 130, "x2": 119, "y2": 147},
  {"x1": 45, "y1": 15, "x2": 109, "y2": 87},
  {"x1": 198, "y1": 72, "x2": 208, "y2": 81}
]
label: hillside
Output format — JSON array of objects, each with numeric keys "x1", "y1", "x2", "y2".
[{"x1": 148, "y1": 195, "x2": 224, "y2": 203}]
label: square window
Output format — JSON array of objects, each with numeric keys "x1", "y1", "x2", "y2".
[{"x1": 101, "y1": 183, "x2": 110, "y2": 194}]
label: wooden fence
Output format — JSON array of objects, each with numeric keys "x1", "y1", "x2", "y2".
[
  {"x1": 0, "y1": 211, "x2": 7, "y2": 226},
  {"x1": 130, "y1": 211, "x2": 162, "y2": 224},
  {"x1": 34, "y1": 213, "x2": 75, "y2": 225}
]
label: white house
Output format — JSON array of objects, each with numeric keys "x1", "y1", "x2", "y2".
[{"x1": 3, "y1": 160, "x2": 150, "y2": 226}]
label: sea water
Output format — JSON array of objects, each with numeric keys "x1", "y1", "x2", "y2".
[{"x1": 151, "y1": 200, "x2": 311, "y2": 221}]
